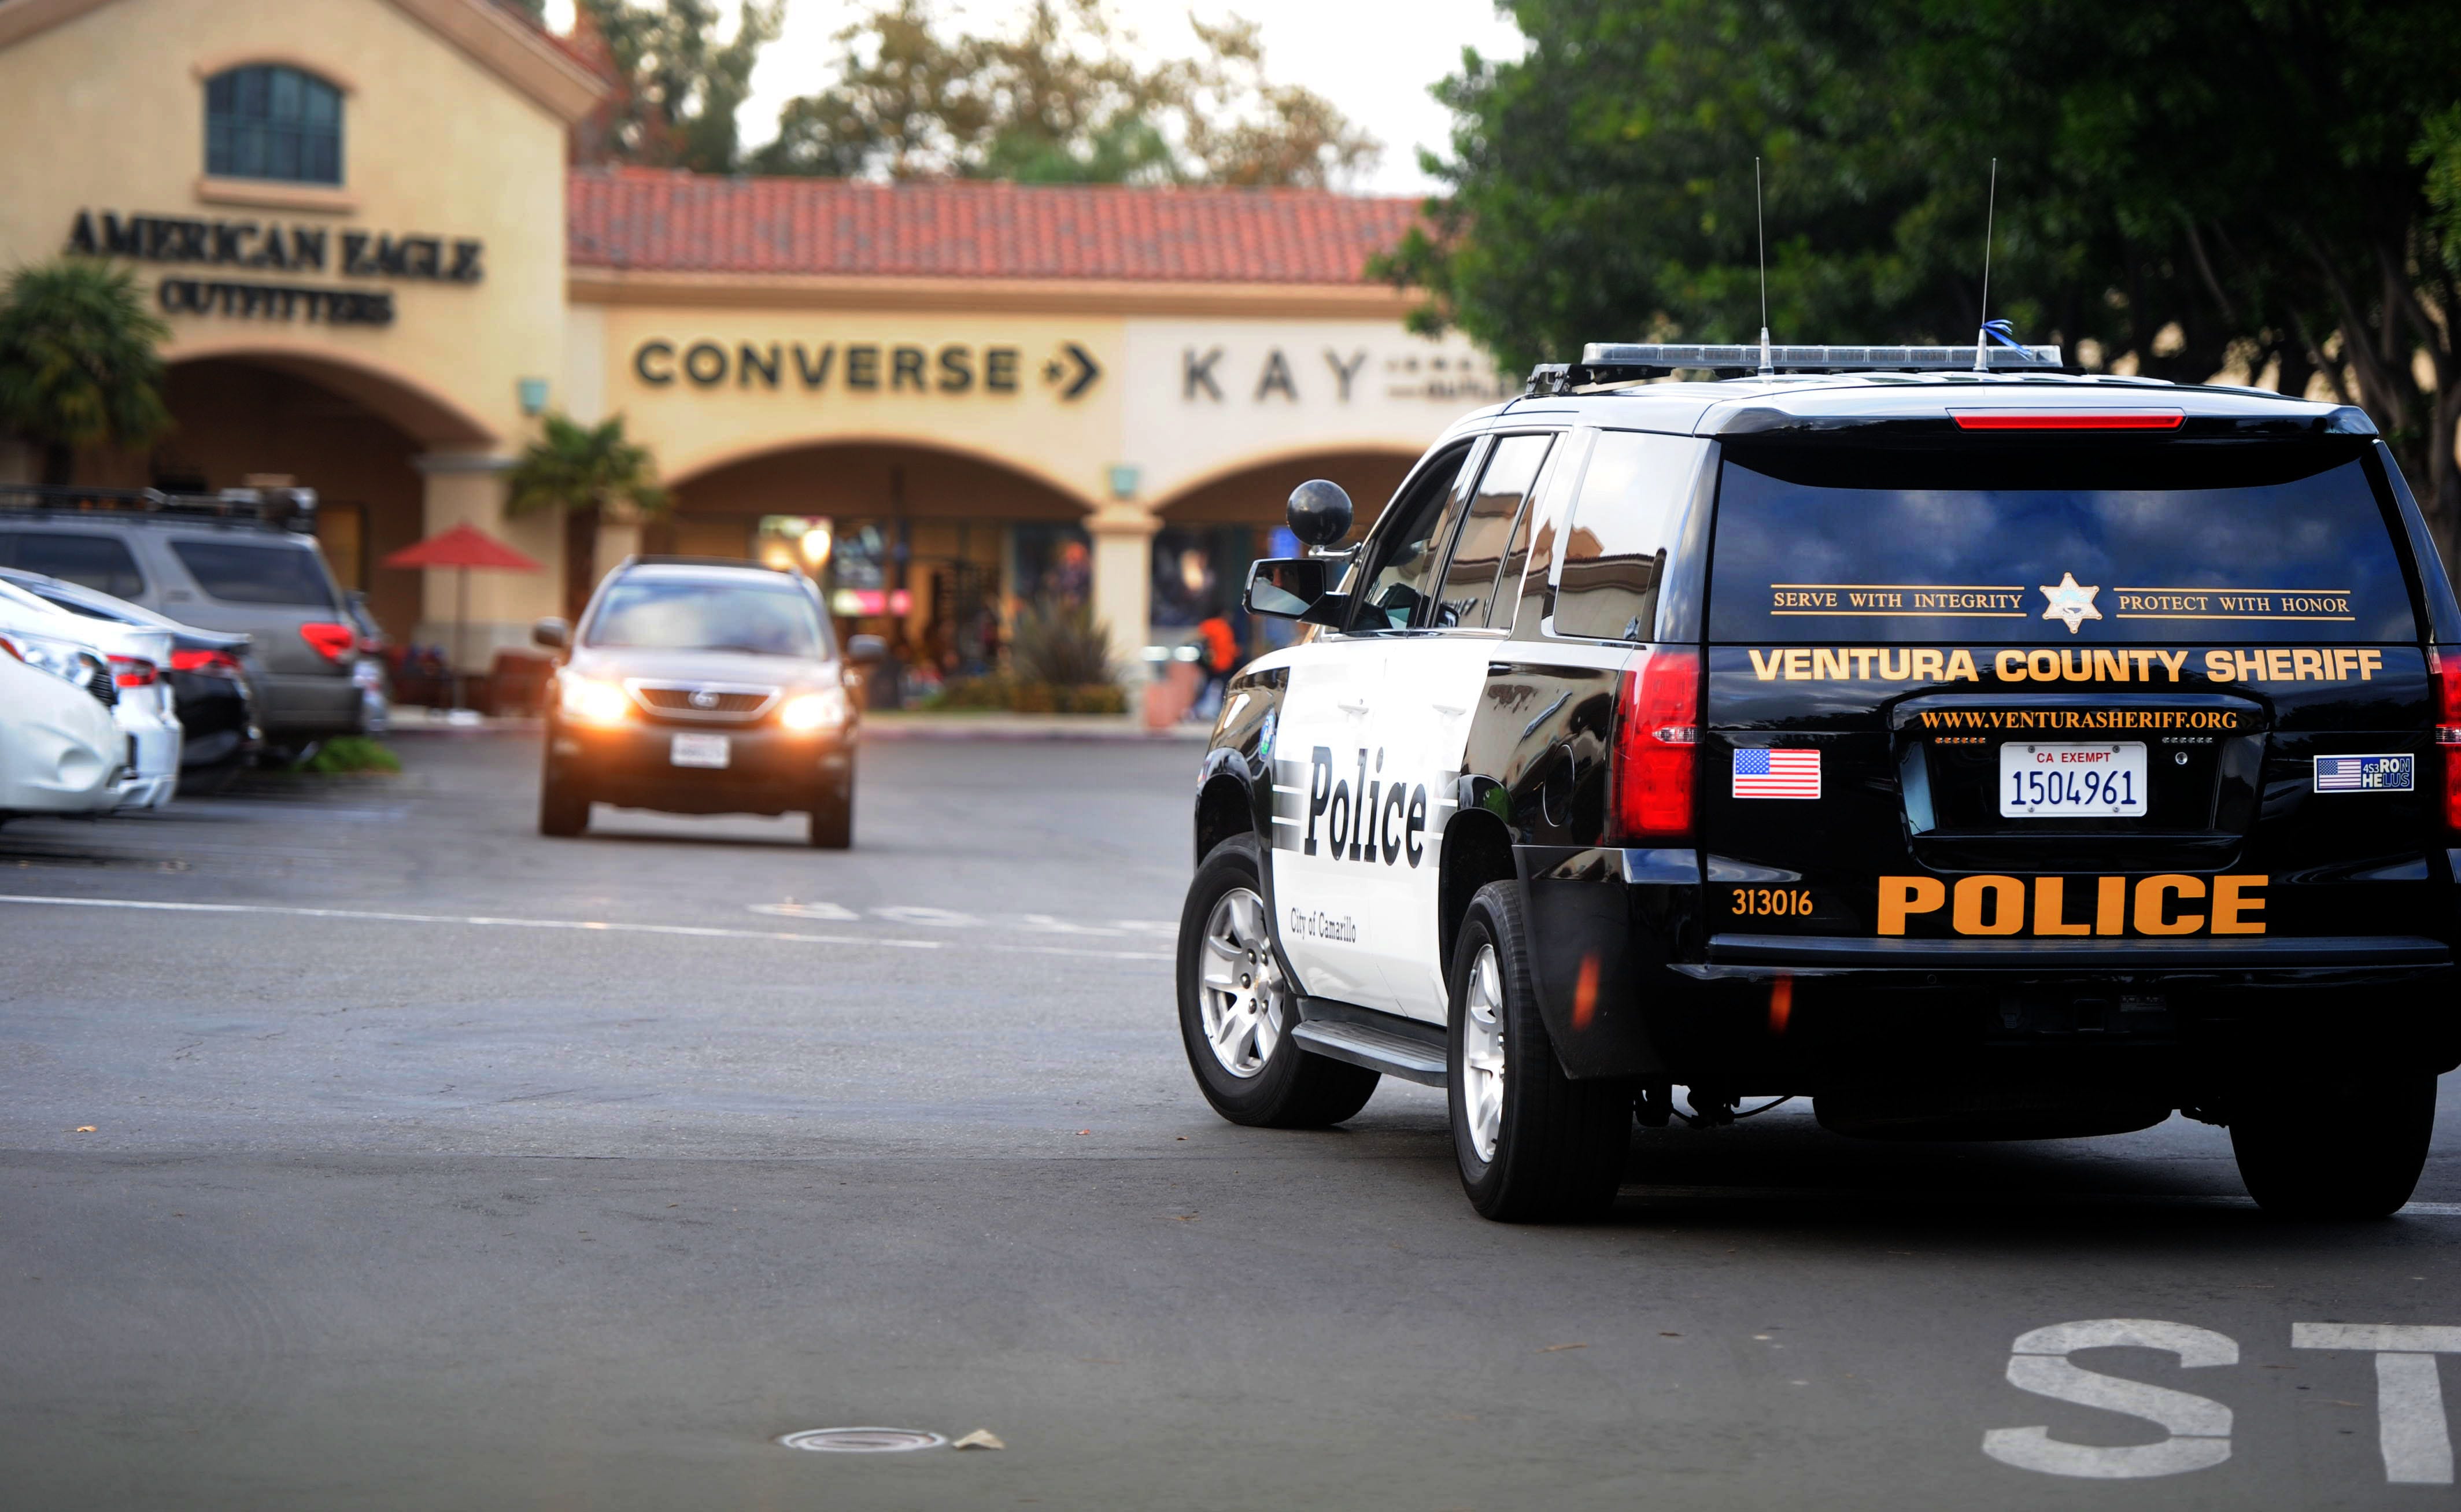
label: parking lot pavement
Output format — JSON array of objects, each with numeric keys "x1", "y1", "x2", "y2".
[{"x1": 0, "y1": 730, "x2": 2455, "y2": 1510}]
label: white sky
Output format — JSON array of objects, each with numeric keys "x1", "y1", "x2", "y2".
[{"x1": 539, "y1": 0, "x2": 1527, "y2": 195}]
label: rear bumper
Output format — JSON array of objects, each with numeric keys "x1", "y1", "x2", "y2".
[
  {"x1": 259, "y1": 670, "x2": 361, "y2": 737},
  {"x1": 548, "y1": 718, "x2": 853, "y2": 815},
  {"x1": 1691, "y1": 932, "x2": 2453, "y2": 973},
  {"x1": 1517, "y1": 844, "x2": 2461, "y2": 1085}
]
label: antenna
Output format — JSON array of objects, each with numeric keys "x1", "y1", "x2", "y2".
[
  {"x1": 1972, "y1": 157, "x2": 1998, "y2": 372},
  {"x1": 1756, "y1": 157, "x2": 1772, "y2": 377}
]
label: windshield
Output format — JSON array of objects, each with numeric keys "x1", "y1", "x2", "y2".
[
  {"x1": 1708, "y1": 442, "x2": 2416, "y2": 644},
  {"x1": 584, "y1": 578, "x2": 828, "y2": 657}
]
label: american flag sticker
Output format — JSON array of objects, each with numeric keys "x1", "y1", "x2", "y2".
[
  {"x1": 2314, "y1": 754, "x2": 2414, "y2": 793},
  {"x1": 1733, "y1": 747, "x2": 1821, "y2": 799}
]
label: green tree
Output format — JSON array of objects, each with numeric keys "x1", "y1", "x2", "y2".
[
  {"x1": 507, "y1": 412, "x2": 667, "y2": 620},
  {"x1": 1388, "y1": 0, "x2": 2461, "y2": 563},
  {"x1": 752, "y1": 0, "x2": 1377, "y2": 187},
  {"x1": 0, "y1": 258, "x2": 172, "y2": 486},
  {"x1": 572, "y1": 0, "x2": 782, "y2": 172},
  {"x1": 505, "y1": 412, "x2": 667, "y2": 519}
]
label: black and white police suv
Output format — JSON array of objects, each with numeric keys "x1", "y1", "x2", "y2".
[{"x1": 1174, "y1": 341, "x2": 2461, "y2": 1223}]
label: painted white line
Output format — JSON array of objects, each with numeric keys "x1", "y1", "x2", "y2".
[
  {"x1": 1616, "y1": 1183, "x2": 2461, "y2": 1218},
  {"x1": 0, "y1": 893, "x2": 1170, "y2": 961}
]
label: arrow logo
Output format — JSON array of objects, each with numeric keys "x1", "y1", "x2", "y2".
[{"x1": 1041, "y1": 342, "x2": 1102, "y2": 401}]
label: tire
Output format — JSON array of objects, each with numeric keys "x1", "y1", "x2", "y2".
[
  {"x1": 1448, "y1": 881, "x2": 1632, "y2": 1222},
  {"x1": 2231, "y1": 1071, "x2": 2436, "y2": 1219},
  {"x1": 808, "y1": 785, "x2": 853, "y2": 849},
  {"x1": 538, "y1": 764, "x2": 589, "y2": 837},
  {"x1": 1176, "y1": 834, "x2": 1378, "y2": 1127}
]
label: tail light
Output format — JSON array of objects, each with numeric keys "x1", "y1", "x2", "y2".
[
  {"x1": 298, "y1": 622, "x2": 357, "y2": 661},
  {"x1": 109, "y1": 655, "x2": 158, "y2": 688},
  {"x1": 171, "y1": 648, "x2": 245, "y2": 676},
  {"x1": 2434, "y1": 649, "x2": 2461, "y2": 830},
  {"x1": 1609, "y1": 649, "x2": 1701, "y2": 841}
]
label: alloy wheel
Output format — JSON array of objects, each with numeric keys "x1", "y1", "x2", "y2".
[
  {"x1": 1198, "y1": 886, "x2": 1283, "y2": 1078},
  {"x1": 1459, "y1": 943, "x2": 1508, "y2": 1162}
]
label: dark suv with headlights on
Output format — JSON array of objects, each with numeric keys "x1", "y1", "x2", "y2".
[{"x1": 534, "y1": 557, "x2": 884, "y2": 847}]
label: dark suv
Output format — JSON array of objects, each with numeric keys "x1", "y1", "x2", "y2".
[
  {"x1": 1178, "y1": 343, "x2": 2461, "y2": 1223},
  {"x1": 534, "y1": 557, "x2": 882, "y2": 847}
]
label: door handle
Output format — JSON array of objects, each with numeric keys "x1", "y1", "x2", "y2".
[
  {"x1": 1432, "y1": 703, "x2": 1470, "y2": 718},
  {"x1": 1337, "y1": 697, "x2": 1371, "y2": 716}
]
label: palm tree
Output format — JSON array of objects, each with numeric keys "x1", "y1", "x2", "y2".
[
  {"x1": 504, "y1": 412, "x2": 667, "y2": 617},
  {"x1": 0, "y1": 258, "x2": 172, "y2": 485}
]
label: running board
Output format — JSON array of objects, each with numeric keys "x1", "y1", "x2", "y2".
[{"x1": 1291, "y1": 999, "x2": 1447, "y2": 1086}]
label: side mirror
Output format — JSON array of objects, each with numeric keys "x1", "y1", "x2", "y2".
[
  {"x1": 531, "y1": 616, "x2": 570, "y2": 650},
  {"x1": 1286, "y1": 479, "x2": 1353, "y2": 548},
  {"x1": 1244, "y1": 557, "x2": 1350, "y2": 625},
  {"x1": 847, "y1": 634, "x2": 889, "y2": 666}
]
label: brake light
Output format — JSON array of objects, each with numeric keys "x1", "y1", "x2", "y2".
[
  {"x1": 0, "y1": 635, "x2": 18, "y2": 663},
  {"x1": 1610, "y1": 649, "x2": 1701, "y2": 840},
  {"x1": 171, "y1": 648, "x2": 245, "y2": 675},
  {"x1": 109, "y1": 655, "x2": 158, "y2": 688},
  {"x1": 298, "y1": 622, "x2": 357, "y2": 661},
  {"x1": 2434, "y1": 649, "x2": 2461, "y2": 830},
  {"x1": 1950, "y1": 409, "x2": 2185, "y2": 431}
]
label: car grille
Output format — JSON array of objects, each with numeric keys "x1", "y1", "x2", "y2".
[
  {"x1": 626, "y1": 681, "x2": 779, "y2": 722},
  {"x1": 85, "y1": 666, "x2": 117, "y2": 707}
]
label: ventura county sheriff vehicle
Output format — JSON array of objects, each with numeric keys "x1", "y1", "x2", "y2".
[
  {"x1": 1174, "y1": 342, "x2": 2461, "y2": 1225},
  {"x1": 0, "y1": 0, "x2": 1506, "y2": 680}
]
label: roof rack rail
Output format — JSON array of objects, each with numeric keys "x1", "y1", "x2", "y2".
[
  {"x1": 619, "y1": 554, "x2": 797, "y2": 573},
  {"x1": 0, "y1": 482, "x2": 319, "y2": 533},
  {"x1": 1525, "y1": 342, "x2": 2069, "y2": 395}
]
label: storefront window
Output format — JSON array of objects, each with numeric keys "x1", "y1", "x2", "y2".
[{"x1": 206, "y1": 65, "x2": 343, "y2": 185}]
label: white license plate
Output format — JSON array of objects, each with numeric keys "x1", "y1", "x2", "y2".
[
  {"x1": 1998, "y1": 742, "x2": 2147, "y2": 817},
  {"x1": 670, "y1": 733, "x2": 730, "y2": 769}
]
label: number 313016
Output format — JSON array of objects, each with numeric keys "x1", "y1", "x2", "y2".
[{"x1": 1732, "y1": 888, "x2": 1815, "y2": 917}]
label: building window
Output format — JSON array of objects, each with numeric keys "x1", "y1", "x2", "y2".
[{"x1": 205, "y1": 65, "x2": 343, "y2": 185}]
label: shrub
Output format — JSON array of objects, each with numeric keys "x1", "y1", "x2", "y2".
[
  {"x1": 1010, "y1": 597, "x2": 1116, "y2": 687},
  {"x1": 296, "y1": 735, "x2": 401, "y2": 774}
]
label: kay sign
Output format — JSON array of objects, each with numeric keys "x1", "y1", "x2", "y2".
[{"x1": 1986, "y1": 1318, "x2": 2461, "y2": 1483}]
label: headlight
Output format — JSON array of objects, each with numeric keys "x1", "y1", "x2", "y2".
[
  {"x1": 1, "y1": 630, "x2": 101, "y2": 687},
  {"x1": 559, "y1": 675, "x2": 630, "y2": 726},
  {"x1": 779, "y1": 689, "x2": 848, "y2": 733}
]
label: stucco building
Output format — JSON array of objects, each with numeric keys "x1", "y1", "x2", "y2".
[{"x1": 0, "y1": 0, "x2": 1507, "y2": 682}]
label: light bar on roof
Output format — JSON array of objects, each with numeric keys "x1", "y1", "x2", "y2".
[
  {"x1": 1578, "y1": 342, "x2": 2064, "y2": 373},
  {"x1": 1952, "y1": 409, "x2": 2184, "y2": 431}
]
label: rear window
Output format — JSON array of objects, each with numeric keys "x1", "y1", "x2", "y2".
[
  {"x1": 1708, "y1": 443, "x2": 2416, "y2": 643},
  {"x1": 171, "y1": 540, "x2": 339, "y2": 609},
  {"x1": 0, "y1": 530, "x2": 145, "y2": 598}
]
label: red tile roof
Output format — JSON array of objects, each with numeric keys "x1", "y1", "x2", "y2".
[{"x1": 566, "y1": 168, "x2": 1424, "y2": 284}]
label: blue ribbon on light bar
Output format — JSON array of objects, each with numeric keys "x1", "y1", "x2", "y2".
[{"x1": 1980, "y1": 318, "x2": 2026, "y2": 350}]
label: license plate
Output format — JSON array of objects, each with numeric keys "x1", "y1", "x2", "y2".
[
  {"x1": 670, "y1": 733, "x2": 730, "y2": 769},
  {"x1": 1998, "y1": 742, "x2": 2146, "y2": 818}
]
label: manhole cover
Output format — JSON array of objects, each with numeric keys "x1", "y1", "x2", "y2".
[{"x1": 779, "y1": 1428, "x2": 948, "y2": 1454}]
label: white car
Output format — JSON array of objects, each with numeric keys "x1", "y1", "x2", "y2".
[
  {"x1": 0, "y1": 578, "x2": 180, "y2": 809},
  {"x1": 0, "y1": 614, "x2": 121, "y2": 819}
]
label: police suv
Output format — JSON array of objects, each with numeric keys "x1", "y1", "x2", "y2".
[{"x1": 1174, "y1": 341, "x2": 2461, "y2": 1223}]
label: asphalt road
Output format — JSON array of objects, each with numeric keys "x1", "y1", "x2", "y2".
[{"x1": 0, "y1": 729, "x2": 2455, "y2": 1510}]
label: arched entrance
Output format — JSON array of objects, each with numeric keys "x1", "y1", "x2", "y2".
[
  {"x1": 116, "y1": 348, "x2": 501, "y2": 649},
  {"x1": 1151, "y1": 446, "x2": 1418, "y2": 652},
  {"x1": 658, "y1": 438, "x2": 1097, "y2": 700}
]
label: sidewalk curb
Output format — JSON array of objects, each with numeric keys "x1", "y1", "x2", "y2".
[
  {"x1": 382, "y1": 710, "x2": 1211, "y2": 743},
  {"x1": 862, "y1": 715, "x2": 1210, "y2": 743}
]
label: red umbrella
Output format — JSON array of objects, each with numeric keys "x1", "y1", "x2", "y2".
[{"x1": 381, "y1": 523, "x2": 544, "y2": 711}]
